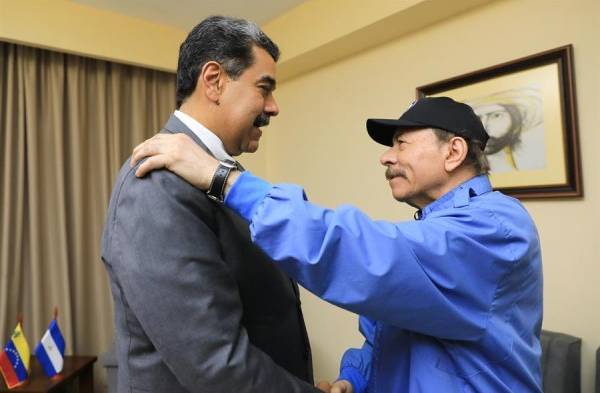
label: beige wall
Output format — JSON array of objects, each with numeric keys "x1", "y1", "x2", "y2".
[
  {"x1": 267, "y1": 0, "x2": 600, "y2": 391},
  {"x1": 0, "y1": 0, "x2": 185, "y2": 71},
  {"x1": 2, "y1": 0, "x2": 598, "y2": 391}
]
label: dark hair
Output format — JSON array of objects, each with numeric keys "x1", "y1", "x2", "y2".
[
  {"x1": 176, "y1": 15, "x2": 280, "y2": 108},
  {"x1": 483, "y1": 103, "x2": 523, "y2": 155},
  {"x1": 432, "y1": 128, "x2": 490, "y2": 175}
]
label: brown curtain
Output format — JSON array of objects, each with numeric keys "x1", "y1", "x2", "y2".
[{"x1": 0, "y1": 41, "x2": 175, "y2": 368}]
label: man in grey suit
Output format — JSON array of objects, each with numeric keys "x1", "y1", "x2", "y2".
[{"x1": 102, "y1": 16, "x2": 320, "y2": 393}]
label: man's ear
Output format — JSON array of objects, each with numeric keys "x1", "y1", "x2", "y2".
[
  {"x1": 444, "y1": 137, "x2": 469, "y2": 172},
  {"x1": 199, "y1": 61, "x2": 224, "y2": 103}
]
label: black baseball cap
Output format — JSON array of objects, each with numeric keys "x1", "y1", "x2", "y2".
[{"x1": 366, "y1": 96, "x2": 489, "y2": 148}]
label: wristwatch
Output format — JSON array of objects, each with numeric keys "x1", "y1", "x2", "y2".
[{"x1": 206, "y1": 161, "x2": 236, "y2": 203}]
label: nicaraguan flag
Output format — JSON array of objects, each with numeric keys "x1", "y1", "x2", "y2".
[
  {"x1": 34, "y1": 319, "x2": 65, "y2": 378},
  {"x1": 0, "y1": 322, "x2": 30, "y2": 389}
]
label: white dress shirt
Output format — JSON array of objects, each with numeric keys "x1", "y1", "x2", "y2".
[{"x1": 174, "y1": 110, "x2": 234, "y2": 163}]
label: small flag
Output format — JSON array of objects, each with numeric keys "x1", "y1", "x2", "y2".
[
  {"x1": 34, "y1": 315, "x2": 65, "y2": 378},
  {"x1": 0, "y1": 322, "x2": 30, "y2": 389}
]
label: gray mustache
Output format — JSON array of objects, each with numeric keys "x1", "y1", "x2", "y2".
[
  {"x1": 385, "y1": 168, "x2": 406, "y2": 180},
  {"x1": 253, "y1": 113, "x2": 270, "y2": 127}
]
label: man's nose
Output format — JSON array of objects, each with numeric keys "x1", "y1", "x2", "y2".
[
  {"x1": 265, "y1": 94, "x2": 279, "y2": 117},
  {"x1": 380, "y1": 147, "x2": 396, "y2": 166}
]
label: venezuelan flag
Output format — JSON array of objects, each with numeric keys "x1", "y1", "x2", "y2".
[{"x1": 0, "y1": 323, "x2": 30, "y2": 389}]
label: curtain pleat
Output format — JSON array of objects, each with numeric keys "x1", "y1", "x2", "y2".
[{"x1": 0, "y1": 41, "x2": 176, "y2": 374}]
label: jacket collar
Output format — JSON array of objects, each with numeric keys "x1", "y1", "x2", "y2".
[
  {"x1": 161, "y1": 114, "x2": 244, "y2": 170},
  {"x1": 161, "y1": 114, "x2": 213, "y2": 157}
]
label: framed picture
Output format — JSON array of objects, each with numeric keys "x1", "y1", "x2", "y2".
[{"x1": 417, "y1": 45, "x2": 582, "y2": 199}]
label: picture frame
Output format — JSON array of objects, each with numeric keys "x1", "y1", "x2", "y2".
[{"x1": 417, "y1": 45, "x2": 582, "y2": 199}]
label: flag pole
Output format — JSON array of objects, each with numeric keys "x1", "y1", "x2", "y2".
[{"x1": 53, "y1": 307, "x2": 58, "y2": 320}]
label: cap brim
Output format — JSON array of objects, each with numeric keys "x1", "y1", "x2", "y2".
[{"x1": 366, "y1": 118, "x2": 429, "y2": 146}]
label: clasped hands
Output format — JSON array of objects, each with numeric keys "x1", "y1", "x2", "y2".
[{"x1": 316, "y1": 379, "x2": 354, "y2": 393}]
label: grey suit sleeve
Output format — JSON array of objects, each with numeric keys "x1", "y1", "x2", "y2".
[{"x1": 108, "y1": 168, "x2": 319, "y2": 393}]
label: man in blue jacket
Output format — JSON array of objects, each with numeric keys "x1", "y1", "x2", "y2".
[{"x1": 131, "y1": 97, "x2": 543, "y2": 393}]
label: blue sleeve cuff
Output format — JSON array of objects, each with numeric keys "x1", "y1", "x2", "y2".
[
  {"x1": 338, "y1": 367, "x2": 368, "y2": 393},
  {"x1": 224, "y1": 171, "x2": 272, "y2": 222}
]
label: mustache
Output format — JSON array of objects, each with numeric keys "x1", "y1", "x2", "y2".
[
  {"x1": 253, "y1": 113, "x2": 270, "y2": 127},
  {"x1": 385, "y1": 167, "x2": 406, "y2": 180}
]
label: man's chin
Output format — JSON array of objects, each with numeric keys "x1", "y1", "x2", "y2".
[
  {"x1": 390, "y1": 187, "x2": 405, "y2": 201},
  {"x1": 389, "y1": 184, "x2": 410, "y2": 203},
  {"x1": 392, "y1": 192, "x2": 420, "y2": 208},
  {"x1": 392, "y1": 192, "x2": 406, "y2": 202},
  {"x1": 243, "y1": 141, "x2": 260, "y2": 154}
]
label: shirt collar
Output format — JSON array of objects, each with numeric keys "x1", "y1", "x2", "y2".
[
  {"x1": 174, "y1": 110, "x2": 234, "y2": 162},
  {"x1": 417, "y1": 175, "x2": 493, "y2": 220}
]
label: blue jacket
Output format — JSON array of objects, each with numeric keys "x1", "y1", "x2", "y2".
[{"x1": 225, "y1": 173, "x2": 543, "y2": 392}]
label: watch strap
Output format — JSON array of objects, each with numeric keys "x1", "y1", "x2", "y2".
[{"x1": 206, "y1": 161, "x2": 234, "y2": 202}]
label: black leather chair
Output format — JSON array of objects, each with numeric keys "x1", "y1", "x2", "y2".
[
  {"x1": 595, "y1": 346, "x2": 599, "y2": 393},
  {"x1": 540, "y1": 329, "x2": 581, "y2": 393}
]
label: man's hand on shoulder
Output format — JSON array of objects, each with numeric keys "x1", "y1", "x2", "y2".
[{"x1": 131, "y1": 133, "x2": 240, "y2": 192}]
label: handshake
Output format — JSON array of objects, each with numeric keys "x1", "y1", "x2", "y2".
[{"x1": 316, "y1": 379, "x2": 353, "y2": 393}]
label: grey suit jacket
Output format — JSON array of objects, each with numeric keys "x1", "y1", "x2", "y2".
[{"x1": 102, "y1": 115, "x2": 319, "y2": 393}]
